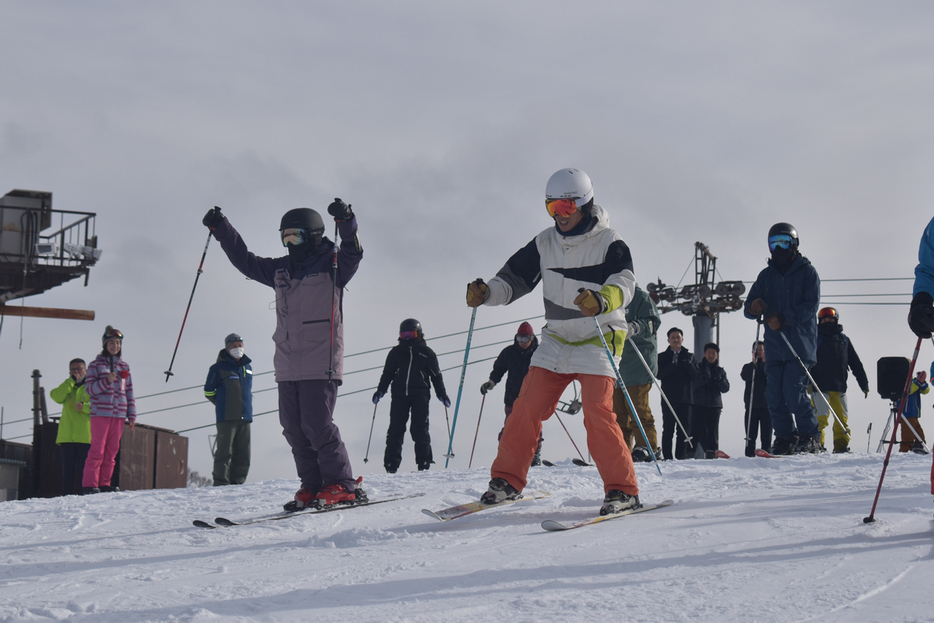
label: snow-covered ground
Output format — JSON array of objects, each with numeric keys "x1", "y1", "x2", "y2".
[{"x1": 1, "y1": 452, "x2": 933, "y2": 623}]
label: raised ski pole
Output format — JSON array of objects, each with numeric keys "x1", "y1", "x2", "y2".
[
  {"x1": 468, "y1": 394, "x2": 487, "y2": 468},
  {"x1": 327, "y1": 220, "x2": 339, "y2": 381},
  {"x1": 625, "y1": 331, "x2": 693, "y2": 449},
  {"x1": 776, "y1": 330, "x2": 850, "y2": 433},
  {"x1": 363, "y1": 402, "x2": 378, "y2": 464},
  {"x1": 745, "y1": 320, "x2": 763, "y2": 446},
  {"x1": 164, "y1": 229, "x2": 212, "y2": 382},
  {"x1": 594, "y1": 316, "x2": 663, "y2": 475},
  {"x1": 445, "y1": 304, "x2": 478, "y2": 467},
  {"x1": 864, "y1": 336, "x2": 923, "y2": 523}
]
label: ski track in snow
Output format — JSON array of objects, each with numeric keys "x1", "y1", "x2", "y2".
[{"x1": 0, "y1": 454, "x2": 932, "y2": 622}]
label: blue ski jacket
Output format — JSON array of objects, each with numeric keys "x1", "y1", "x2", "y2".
[{"x1": 744, "y1": 253, "x2": 820, "y2": 364}]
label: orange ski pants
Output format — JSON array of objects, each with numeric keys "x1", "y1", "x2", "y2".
[{"x1": 491, "y1": 366, "x2": 639, "y2": 496}]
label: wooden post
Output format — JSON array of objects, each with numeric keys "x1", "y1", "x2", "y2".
[{"x1": 0, "y1": 306, "x2": 94, "y2": 321}]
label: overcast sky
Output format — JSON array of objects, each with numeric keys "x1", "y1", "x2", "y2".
[{"x1": 2, "y1": 2, "x2": 933, "y2": 484}]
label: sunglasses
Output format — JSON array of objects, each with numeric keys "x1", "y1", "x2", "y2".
[
  {"x1": 400, "y1": 330, "x2": 419, "y2": 340},
  {"x1": 516, "y1": 335, "x2": 533, "y2": 344},
  {"x1": 545, "y1": 198, "x2": 580, "y2": 218},
  {"x1": 768, "y1": 235, "x2": 795, "y2": 251}
]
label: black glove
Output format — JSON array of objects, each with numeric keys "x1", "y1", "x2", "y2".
[
  {"x1": 909, "y1": 292, "x2": 934, "y2": 339},
  {"x1": 372, "y1": 390, "x2": 385, "y2": 405},
  {"x1": 202, "y1": 206, "x2": 224, "y2": 229},
  {"x1": 327, "y1": 198, "x2": 354, "y2": 222},
  {"x1": 439, "y1": 395, "x2": 452, "y2": 408}
]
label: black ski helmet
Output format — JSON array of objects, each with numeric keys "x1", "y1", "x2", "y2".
[
  {"x1": 399, "y1": 318, "x2": 422, "y2": 338},
  {"x1": 280, "y1": 208, "x2": 325, "y2": 257},
  {"x1": 767, "y1": 222, "x2": 799, "y2": 248}
]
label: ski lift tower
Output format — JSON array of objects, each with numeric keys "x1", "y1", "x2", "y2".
[
  {"x1": 646, "y1": 242, "x2": 745, "y2": 356},
  {"x1": 0, "y1": 189, "x2": 100, "y2": 320}
]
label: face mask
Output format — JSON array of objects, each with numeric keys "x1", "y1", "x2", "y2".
[{"x1": 229, "y1": 347, "x2": 245, "y2": 359}]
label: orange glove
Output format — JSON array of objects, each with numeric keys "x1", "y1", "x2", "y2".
[
  {"x1": 574, "y1": 289, "x2": 605, "y2": 317},
  {"x1": 466, "y1": 279, "x2": 488, "y2": 307}
]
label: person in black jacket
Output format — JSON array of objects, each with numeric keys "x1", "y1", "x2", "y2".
[
  {"x1": 692, "y1": 343, "x2": 730, "y2": 459},
  {"x1": 373, "y1": 319, "x2": 450, "y2": 473},
  {"x1": 657, "y1": 328, "x2": 700, "y2": 460},
  {"x1": 741, "y1": 341, "x2": 771, "y2": 457},
  {"x1": 480, "y1": 322, "x2": 543, "y2": 465},
  {"x1": 809, "y1": 307, "x2": 869, "y2": 453},
  {"x1": 204, "y1": 333, "x2": 254, "y2": 486}
]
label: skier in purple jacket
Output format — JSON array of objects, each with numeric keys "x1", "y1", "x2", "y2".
[{"x1": 204, "y1": 200, "x2": 364, "y2": 510}]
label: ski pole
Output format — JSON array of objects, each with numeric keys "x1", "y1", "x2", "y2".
[
  {"x1": 164, "y1": 229, "x2": 212, "y2": 382},
  {"x1": 776, "y1": 330, "x2": 850, "y2": 434},
  {"x1": 468, "y1": 394, "x2": 487, "y2": 468},
  {"x1": 443, "y1": 404, "x2": 452, "y2": 445},
  {"x1": 445, "y1": 304, "x2": 478, "y2": 467},
  {"x1": 745, "y1": 321, "x2": 762, "y2": 445},
  {"x1": 553, "y1": 410, "x2": 588, "y2": 464},
  {"x1": 866, "y1": 422, "x2": 872, "y2": 454},
  {"x1": 327, "y1": 220, "x2": 339, "y2": 381},
  {"x1": 864, "y1": 335, "x2": 923, "y2": 524},
  {"x1": 363, "y1": 402, "x2": 378, "y2": 464},
  {"x1": 625, "y1": 332, "x2": 693, "y2": 448},
  {"x1": 595, "y1": 317, "x2": 663, "y2": 475}
]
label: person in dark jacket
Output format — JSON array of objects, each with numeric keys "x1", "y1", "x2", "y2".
[
  {"x1": 744, "y1": 222, "x2": 821, "y2": 455},
  {"x1": 373, "y1": 319, "x2": 450, "y2": 473},
  {"x1": 692, "y1": 343, "x2": 730, "y2": 459},
  {"x1": 203, "y1": 201, "x2": 364, "y2": 510},
  {"x1": 204, "y1": 333, "x2": 253, "y2": 485},
  {"x1": 657, "y1": 327, "x2": 699, "y2": 460},
  {"x1": 741, "y1": 341, "x2": 771, "y2": 457},
  {"x1": 809, "y1": 307, "x2": 869, "y2": 453},
  {"x1": 481, "y1": 322, "x2": 542, "y2": 465}
]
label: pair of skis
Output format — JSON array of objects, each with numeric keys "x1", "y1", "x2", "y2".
[{"x1": 421, "y1": 491, "x2": 674, "y2": 531}]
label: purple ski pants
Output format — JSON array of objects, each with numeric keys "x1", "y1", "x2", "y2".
[{"x1": 277, "y1": 380, "x2": 355, "y2": 493}]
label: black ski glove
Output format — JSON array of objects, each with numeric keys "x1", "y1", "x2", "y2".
[
  {"x1": 202, "y1": 206, "x2": 224, "y2": 230},
  {"x1": 909, "y1": 292, "x2": 934, "y2": 339},
  {"x1": 327, "y1": 198, "x2": 354, "y2": 222}
]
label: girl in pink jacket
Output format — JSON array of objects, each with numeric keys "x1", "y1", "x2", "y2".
[{"x1": 82, "y1": 326, "x2": 136, "y2": 493}]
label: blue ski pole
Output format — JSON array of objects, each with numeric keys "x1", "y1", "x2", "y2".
[
  {"x1": 591, "y1": 316, "x2": 662, "y2": 476},
  {"x1": 445, "y1": 306, "x2": 477, "y2": 467}
]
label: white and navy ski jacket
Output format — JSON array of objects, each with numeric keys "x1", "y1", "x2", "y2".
[{"x1": 482, "y1": 204, "x2": 635, "y2": 378}]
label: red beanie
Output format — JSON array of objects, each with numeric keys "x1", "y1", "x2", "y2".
[{"x1": 517, "y1": 322, "x2": 534, "y2": 336}]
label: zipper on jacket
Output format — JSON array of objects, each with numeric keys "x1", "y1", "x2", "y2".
[{"x1": 404, "y1": 346, "x2": 414, "y2": 396}]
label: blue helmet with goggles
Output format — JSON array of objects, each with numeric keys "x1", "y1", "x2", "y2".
[{"x1": 767, "y1": 222, "x2": 798, "y2": 252}]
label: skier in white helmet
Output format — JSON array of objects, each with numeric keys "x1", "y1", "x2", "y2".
[{"x1": 466, "y1": 168, "x2": 641, "y2": 516}]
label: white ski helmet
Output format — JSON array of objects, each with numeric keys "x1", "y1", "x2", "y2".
[{"x1": 545, "y1": 168, "x2": 594, "y2": 208}]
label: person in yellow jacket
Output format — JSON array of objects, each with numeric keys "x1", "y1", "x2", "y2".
[{"x1": 50, "y1": 358, "x2": 92, "y2": 495}]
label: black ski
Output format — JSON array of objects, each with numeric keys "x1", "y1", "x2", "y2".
[
  {"x1": 572, "y1": 458, "x2": 592, "y2": 467},
  {"x1": 194, "y1": 492, "x2": 424, "y2": 528}
]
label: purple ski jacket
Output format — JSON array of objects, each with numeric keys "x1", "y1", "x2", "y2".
[
  {"x1": 84, "y1": 354, "x2": 136, "y2": 421},
  {"x1": 213, "y1": 216, "x2": 362, "y2": 383}
]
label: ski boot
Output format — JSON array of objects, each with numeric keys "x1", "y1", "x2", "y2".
[
  {"x1": 600, "y1": 490, "x2": 641, "y2": 516},
  {"x1": 770, "y1": 435, "x2": 797, "y2": 456},
  {"x1": 912, "y1": 442, "x2": 930, "y2": 455},
  {"x1": 795, "y1": 433, "x2": 822, "y2": 454},
  {"x1": 631, "y1": 446, "x2": 651, "y2": 462},
  {"x1": 480, "y1": 477, "x2": 520, "y2": 505},
  {"x1": 315, "y1": 483, "x2": 357, "y2": 508},
  {"x1": 284, "y1": 487, "x2": 318, "y2": 512}
]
